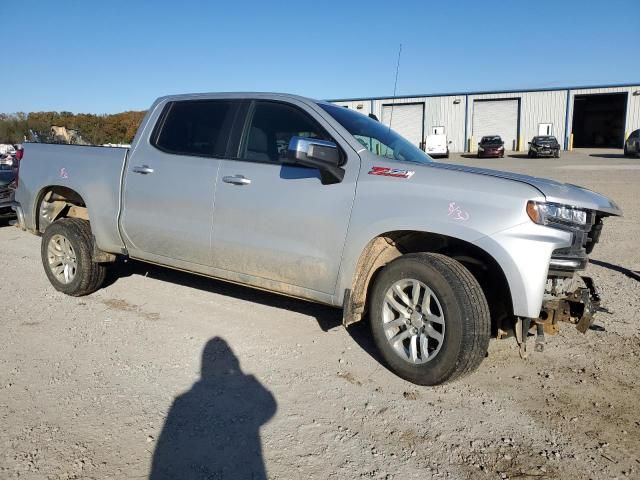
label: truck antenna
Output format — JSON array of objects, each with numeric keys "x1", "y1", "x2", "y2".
[{"x1": 388, "y1": 43, "x2": 402, "y2": 133}]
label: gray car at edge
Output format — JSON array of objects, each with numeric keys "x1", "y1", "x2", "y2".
[{"x1": 12, "y1": 93, "x2": 622, "y2": 385}]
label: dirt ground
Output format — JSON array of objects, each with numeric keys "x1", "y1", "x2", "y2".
[{"x1": 1, "y1": 148, "x2": 639, "y2": 480}]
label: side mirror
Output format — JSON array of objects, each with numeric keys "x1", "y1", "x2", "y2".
[
  {"x1": 286, "y1": 136, "x2": 345, "y2": 184},
  {"x1": 528, "y1": 142, "x2": 531, "y2": 144},
  {"x1": 448, "y1": 140, "x2": 452, "y2": 144}
]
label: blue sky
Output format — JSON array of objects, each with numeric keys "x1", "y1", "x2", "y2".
[{"x1": 1, "y1": 0, "x2": 638, "y2": 113}]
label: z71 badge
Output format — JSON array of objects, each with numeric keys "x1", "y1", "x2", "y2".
[{"x1": 368, "y1": 166, "x2": 415, "y2": 179}]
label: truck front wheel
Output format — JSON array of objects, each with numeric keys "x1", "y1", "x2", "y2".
[
  {"x1": 41, "y1": 218, "x2": 107, "y2": 296},
  {"x1": 369, "y1": 253, "x2": 490, "y2": 385}
]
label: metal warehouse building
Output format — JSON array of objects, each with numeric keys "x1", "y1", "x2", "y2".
[{"x1": 330, "y1": 83, "x2": 640, "y2": 153}]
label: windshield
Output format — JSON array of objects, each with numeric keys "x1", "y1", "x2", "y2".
[
  {"x1": 318, "y1": 103, "x2": 433, "y2": 164},
  {"x1": 481, "y1": 136, "x2": 502, "y2": 144},
  {"x1": 534, "y1": 136, "x2": 557, "y2": 142}
]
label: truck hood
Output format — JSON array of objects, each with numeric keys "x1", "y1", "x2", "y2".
[{"x1": 427, "y1": 162, "x2": 622, "y2": 216}]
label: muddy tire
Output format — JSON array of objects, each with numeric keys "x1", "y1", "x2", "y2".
[
  {"x1": 369, "y1": 253, "x2": 490, "y2": 385},
  {"x1": 41, "y1": 218, "x2": 107, "y2": 296}
]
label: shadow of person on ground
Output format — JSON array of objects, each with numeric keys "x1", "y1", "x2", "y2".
[{"x1": 150, "y1": 337, "x2": 277, "y2": 480}]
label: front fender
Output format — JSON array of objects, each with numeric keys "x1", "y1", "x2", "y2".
[
  {"x1": 335, "y1": 215, "x2": 497, "y2": 305},
  {"x1": 335, "y1": 220, "x2": 571, "y2": 319},
  {"x1": 474, "y1": 223, "x2": 571, "y2": 318}
]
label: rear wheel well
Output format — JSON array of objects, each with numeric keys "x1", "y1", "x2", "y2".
[
  {"x1": 346, "y1": 231, "x2": 513, "y2": 336},
  {"x1": 36, "y1": 186, "x2": 117, "y2": 263},
  {"x1": 36, "y1": 186, "x2": 88, "y2": 233}
]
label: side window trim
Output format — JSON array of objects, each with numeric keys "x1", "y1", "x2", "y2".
[
  {"x1": 150, "y1": 101, "x2": 174, "y2": 147},
  {"x1": 225, "y1": 100, "x2": 252, "y2": 159},
  {"x1": 150, "y1": 99, "x2": 239, "y2": 159},
  {"x1": 236, "y1": 100, "x2": 257, "y2": 162}
]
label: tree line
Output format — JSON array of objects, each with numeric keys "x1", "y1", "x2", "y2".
[{"x1": 0, "y1": 110, "x2": 146, "y2": 145}]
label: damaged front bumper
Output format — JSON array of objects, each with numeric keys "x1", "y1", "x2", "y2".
[
  {"x1": 513, "y1": 274, "x2": 603, "y2": 358},
  {"x1": 539, "y1": 275, "x2": 601, "y2": 334}
]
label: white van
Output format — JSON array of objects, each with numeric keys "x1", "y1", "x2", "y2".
[{"x1": 424, "y1": 134, "x2": 449, "y2": 158}]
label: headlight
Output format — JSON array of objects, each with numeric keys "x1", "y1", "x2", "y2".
[
  {"x1": 527, "y1": 201, "x2": 588, "y2": 226},
  {"x1": 478, "y1": 147, "x2": 484, "y2": 152}
]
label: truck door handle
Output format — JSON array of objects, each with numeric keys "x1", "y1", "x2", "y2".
[
  {"x1": 132, "y1": 165, "x2": 154, "y2": 174},
  {"x1": 222, "y1": 175, "x2": 251, "y2": 185}
]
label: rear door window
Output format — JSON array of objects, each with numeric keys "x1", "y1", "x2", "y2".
[{"x1": 153, "y1": 100, "x2": 237, "y2": 157}]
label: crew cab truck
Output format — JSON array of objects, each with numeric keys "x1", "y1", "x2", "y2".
[{"x1": 12, "y1": 93, "x2": 621, "y2": 385}]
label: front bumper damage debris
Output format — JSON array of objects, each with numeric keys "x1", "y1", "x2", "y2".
[{"x1": 516, "y1": 276, "x2": 602, "y2": 358}]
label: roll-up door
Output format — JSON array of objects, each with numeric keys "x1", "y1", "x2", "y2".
[
  {"x1": 473, "y1": 99, "x2": 519, "y2": 150},
  {"x1": 381, "y1": 103, "x2": 424, "y2": 147}
]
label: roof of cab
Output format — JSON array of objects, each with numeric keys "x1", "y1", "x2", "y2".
[{"x1": 155, "y1": 92, "x2": 321, "y2": 104}]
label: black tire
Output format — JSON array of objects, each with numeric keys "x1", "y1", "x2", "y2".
[
  {"x1": 369, "y1": 253, "x2": 490, "y2": 385},
  {"x1": 554, "y1": 151, "x2": 560, "y2": 158},
  {"x1": 41, "y1": 218, "x2": 107, "y2": 296},
  {"x1": 623, "y1": 145, "x2": 629, "y2": 157}
]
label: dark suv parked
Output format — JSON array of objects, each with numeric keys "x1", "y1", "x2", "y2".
[
  {"x1": 624, "y1": 129, "x2": 640, "y2": 157},
  {"x1": 0, "y1": 165, "x2": 16, "y2": 223},
  {"x1": 528, "y1": 136, "x2": 560, "y2": 158},
  {"x1": 477, "y1": 136, "x2": 505, "y2": 158}
]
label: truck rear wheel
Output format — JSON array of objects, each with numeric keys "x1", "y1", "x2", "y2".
[
  {"x1": 41, "y1": 218, "x2": 107, "y2": 296},
  {"x1": 369, "y1": 253, "x2": 490, "y2": 385}
]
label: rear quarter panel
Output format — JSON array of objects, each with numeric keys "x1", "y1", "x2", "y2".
[{"x1": 16, "y1": 143, "x2": 128, "y2": 253}]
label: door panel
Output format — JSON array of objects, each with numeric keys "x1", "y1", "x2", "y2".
[
  {"x1": 121, "y1": 150, "x2": 219, "y2": 265},
  {"x1": 121, "y1": 99, "x2": 237, "y2": 266},
  {"x1": 538, "y1": 123, "x2": 552, "y2": 136},
  {"x1": 211, "y1": 100, "x2": 358, "y2": 294}
]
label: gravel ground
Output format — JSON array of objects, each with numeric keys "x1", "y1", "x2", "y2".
[{"x1": 1, "y1": 148, "x2": 638, "y2": 480}]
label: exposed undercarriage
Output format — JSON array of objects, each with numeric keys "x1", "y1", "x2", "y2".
[{"x1": 506, "y1": 211, "x2": 608, "y2": 357}]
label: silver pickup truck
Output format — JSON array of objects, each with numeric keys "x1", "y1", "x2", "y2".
[{"x1": 12, "y1": 93, "x2": 621, "y2": 385}]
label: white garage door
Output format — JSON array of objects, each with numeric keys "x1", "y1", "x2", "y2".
[
  {"x1": 382, "y1": 103, "x2": 424, "y2": 147},
  {"x1": 473, "y1": 99, "x2": 519, "y2": 150}
]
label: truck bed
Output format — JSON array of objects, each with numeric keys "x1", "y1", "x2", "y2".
[{"x1": 15, "y1": 143, "x2": 129, "y2": 253}]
